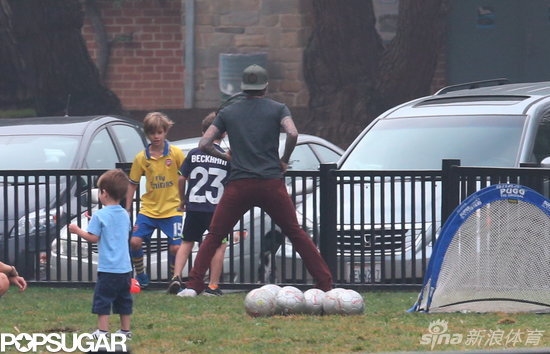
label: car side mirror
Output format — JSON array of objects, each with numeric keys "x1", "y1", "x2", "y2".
[
  {"x1": 91, "y1": 188, "x2": 100, "y2": 204},
  {"x1": 540, "y1": 156, "x2": 550, "y2": 168}
]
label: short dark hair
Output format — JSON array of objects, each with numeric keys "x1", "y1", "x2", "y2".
[
  {"x1": 201, "y1": 112, "x2": 216, "y2": 133},
  {"x1": 97, "y1": 169, "x2": 129, "y2": 202}
]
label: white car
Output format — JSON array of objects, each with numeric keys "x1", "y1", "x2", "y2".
[
  {"x1": 50, "y1": 186, "x2": 246, "y2": 282},
  {"x1": 171, "y1": 133, "x2": 343, "y2": 172},
  {"x1": 50, "y1": 133, "x2": 343, "y2": 282}
]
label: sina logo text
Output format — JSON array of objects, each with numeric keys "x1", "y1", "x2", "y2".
[{"x1": 420, "y1": 319, "x2": 463, "y2": 349}]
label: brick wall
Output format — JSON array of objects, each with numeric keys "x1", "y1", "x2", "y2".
[
  {"x1": 191, "y1": 0, "x2": 313, "y2": 108},
  {"x1": 81, "y1": 0, "x2": 446, "y2": 113},
  {"x1": 82, "y1": 0, "x2": 313, "y2": 111},
  {"x1": 82, "y1": 0, "x2": 184, "y2": 111}
]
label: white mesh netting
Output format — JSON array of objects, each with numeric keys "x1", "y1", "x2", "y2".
[{"x1": 426, "y1": 199, "x2": 550, "y2": 313}]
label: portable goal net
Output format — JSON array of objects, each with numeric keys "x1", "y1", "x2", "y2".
[{"x1": 411, "y1": 183, "x2": 550, "y2": 313}]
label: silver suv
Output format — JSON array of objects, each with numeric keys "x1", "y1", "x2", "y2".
[
  {"x1": 281, "y1": 80, "x2": 550, "y2": 284},
  {"x1": 332, "y1": 79, "x2": 550, "y2": 283},
  {"x1": 341, "y1": 79, "x2": 550, "y2": 171}
]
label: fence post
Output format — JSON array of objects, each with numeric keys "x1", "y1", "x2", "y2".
[
  {"x1": 319, "y1": 163, "x2": 337, "y2": 279},
  {"x1": 441, "y1": 159, "x2": 461, "y2": 226},
  {"x1": 519, "y1": 163, "x2": 542, "y2": 192}
]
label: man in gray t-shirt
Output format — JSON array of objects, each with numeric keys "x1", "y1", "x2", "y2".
[
  {"x1": 179, "y1": 65, "x2": 333, "y2": 296},
  {"x1": 213, "y1": 91, "x2": 290, "y2": 180}
]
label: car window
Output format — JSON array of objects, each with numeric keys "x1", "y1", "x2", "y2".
[
  {"x1": 0, "y1": 135, "x2": 79, "y2": 169},
  {"x1": 532, "y1": 112, "x2": 550, "y2": 163},
  {"x1": 341, "y1": 115, "x2": 526, "y2": 170},
  {"x1": 288, "y1": 144, "x2": 319, "y2": 170},
  {"x1": 310, "y1": 143, "x2": 341, "y2": 164},
  {"x1": 85, "y1": 129, "x2": 119, "y2": 169},
  {"x1": 110, "y1": 124, "x2": 145, "y2": 162}
]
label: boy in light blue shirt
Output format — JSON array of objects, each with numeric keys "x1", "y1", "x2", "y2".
[{"x1": 69, "y1": 169, "x2": 133, "y2": 339}]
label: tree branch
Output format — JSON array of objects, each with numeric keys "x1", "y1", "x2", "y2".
[
  {"x1": 375, "y1": 0, "x2": 450, "y2": 106},
  {"x1": 84, "y1": 0, "x2": 110, "y2": 82}
]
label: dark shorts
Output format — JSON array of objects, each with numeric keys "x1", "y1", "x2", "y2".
[
  {"x1": 182, "y1": 211, "x2": 212, "y2": 242},
  {"x1": 182, "y1": 211, "x2": 228, "y2": 243},
  {"x1": 132, "y1": 213, "x2": 183, "y2": 245},
  {"x1": 92, "y1": 272, "x2": 133, "y2": 315}
]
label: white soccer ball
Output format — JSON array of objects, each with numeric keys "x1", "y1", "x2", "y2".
[
  {"x1": 244, "y1": 288, "x2": 277, "y2": 317},
  {"x1": 303, "y1": 288, "x2": 325, "y2": 315},
  {"x1": 261, "y1": 284, "x2": 281, "y2": 297},
  {"x1": 339, "y1": 289, "x2": 365, "y2": 315},
  {"x1": 275, "y1": 286, "x2": 305, "y2": 315},
  {"x1": 322, "y1": 288, "x2": 347, "y2": 315}
]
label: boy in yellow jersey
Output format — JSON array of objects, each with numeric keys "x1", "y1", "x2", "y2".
[{"x1": 125, "y1": 112, "x2": 185, "y2": 288}]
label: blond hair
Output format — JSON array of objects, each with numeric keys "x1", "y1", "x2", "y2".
[{"x1": 143, "y1": 112, "x2": 174, "y2": 135}]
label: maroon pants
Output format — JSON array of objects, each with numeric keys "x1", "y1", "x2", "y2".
[{"x1": 186, "y1": 178, "x2": 333, "y2": 292}]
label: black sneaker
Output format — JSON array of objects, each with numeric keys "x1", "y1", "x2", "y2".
[
  {"x1": 203, "y1": 286, "x2": 223, "y2": 296},
  {"x1": 167, "y1": 276, "x2": 182, "y2": 295}
]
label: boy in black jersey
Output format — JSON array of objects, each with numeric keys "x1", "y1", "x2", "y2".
[{"x1": 168, "y1": 112, "x2": 231, "y2": 296}]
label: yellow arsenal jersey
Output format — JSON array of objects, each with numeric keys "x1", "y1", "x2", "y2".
[{"x1": 128, "y1": 143, "x2": 185, "y2": 218}]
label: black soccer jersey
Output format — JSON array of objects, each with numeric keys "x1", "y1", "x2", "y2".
[{"x1": 180, "y1": 144, "x2": 230, "y2": 212}]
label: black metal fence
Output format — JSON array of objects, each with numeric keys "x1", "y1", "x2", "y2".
[
  {"x1": 440, "y1": 159, "x2": 550, "y2": 222},
  {"x1": 1, "y1": 160, "x2": 549, "y2": 290},
  {"x1": 1, "y1": 170, "x2": 103, "y2": 284}
]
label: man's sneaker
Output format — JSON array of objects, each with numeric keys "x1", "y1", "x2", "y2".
[
  {"x1": 203, "y1": 286, "x2": 223, "y2": 296},
  {"x1": 176, "y1": 287, "x2": 197, "y2": 297},
  {"x1": 114, "y1": 329, "x2": 132, "y2": 340},
  {"x1": 135, "y1": 273, "x2": 149, "y2": 289},
  {"x1": 167, "y1": 276, "x2": 183, "y2": 295},
  {"x1": 91, "y1": 329, "x2": 109, "y2": 340}
]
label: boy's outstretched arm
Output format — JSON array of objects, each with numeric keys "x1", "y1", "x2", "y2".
[{"x1": 68, "y1": 224, "x2": 99, "y2": 243}]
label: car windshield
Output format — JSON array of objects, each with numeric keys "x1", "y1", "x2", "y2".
[
  {"x1": 341, "y1": 115, "x2": 526, "y2": 170},
  {"x1": 0, "y1": 135, "x2": 80, "y2": 169}
]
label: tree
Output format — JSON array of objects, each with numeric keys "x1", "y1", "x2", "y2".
[
  {"x1": 0, "y1": 0, "x2": 122, "y2": 116},
  {"x1": 303, "y1": 0, "x2": 450, "y2": 147}
]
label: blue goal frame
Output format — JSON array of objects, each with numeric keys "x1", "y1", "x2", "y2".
[{"x1": 410, "y1": 183, "x2": 550, "y2": 312}]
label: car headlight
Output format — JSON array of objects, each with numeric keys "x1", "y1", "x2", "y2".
[
  {"x1": 53, "y1": 237, "x2": 90, "y2": 259},
  {"x1": 12, "y1": 207, "x2": 62, "y2": 237},
  {"x1": 404, "y1": 222, "x2": 438, "y2": 248}
]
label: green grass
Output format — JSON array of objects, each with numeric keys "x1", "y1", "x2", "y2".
[{"x1": 1, "y1": 287, "x2": 549, "y2": 353}]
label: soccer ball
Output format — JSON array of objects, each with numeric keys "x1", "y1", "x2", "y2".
[
  {"x1": 322, "y1": 288, "x2": 347, "y2": 315},
  {"x1": 275, "y1": 286, "x2": 305, "y2": 315},
  {"x1": 261, "y1": 284, "x2": 281, "y2": 297},
  {"x1": 244, "y1": 288, "x2": 277, "y2": 317},
  {"x1": 338, "y1": 290, "x2": 365, "y2": 315},
  {"x1": 303, "y1": 288, "x2": 325, "y2": 315}
]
